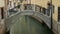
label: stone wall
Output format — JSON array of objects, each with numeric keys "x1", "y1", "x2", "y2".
[
  {"x1": 0, "y1": 7, "x2": 6, "y2": 34},
  {"x1": 0, "y1": 0, "x2": 4, "y2": 7},
  {"x1": 0, "y1": 20, "x2": 5, "y2": 34}
]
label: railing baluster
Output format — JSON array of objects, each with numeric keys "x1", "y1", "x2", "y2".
[{"x1": 5, "y1": 4, "x2": 51, "y2": 31}]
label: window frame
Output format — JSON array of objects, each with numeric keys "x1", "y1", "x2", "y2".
[
  {"x1": 58, "y1": 7, "x2": 60, "y2": 22},
  {"x1": 1, "y1": 7, "x2": 4, "y2": 19}
]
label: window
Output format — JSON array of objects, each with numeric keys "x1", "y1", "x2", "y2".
[
  {"x1": 1, "y1": 8, "x2": 4, "y2": 19},
  {"x1": 58, "y1": 7, "x2": 60, "y2": 21},
  {"x1": 7, "y1": 0, "x2": 9, "y2": 5}
]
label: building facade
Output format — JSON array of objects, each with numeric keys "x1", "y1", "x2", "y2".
[
  {"x1": 52, "y1": 0, "x2": 60, "y2": 34},
  {"x1": 0, "y1": 0, "x2": 9, "y2": 34},
  {"x1": 0, "y1": 0, "x2": 60, "y2": 34},
  {"x1": 31, "y1": 0, "x2": 60, "y2": 34}
]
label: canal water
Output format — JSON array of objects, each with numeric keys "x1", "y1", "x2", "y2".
[{"x1": 10, "y1": 15, "x2": 52, "y2": 34}]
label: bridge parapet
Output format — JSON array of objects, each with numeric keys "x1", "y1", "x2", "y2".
[
  {"x1": 5, "y1": 10, "x2": 51, "y2": 31},
  {"x1": 5, "y1": 4, "x2": 51, "y2": 31}
]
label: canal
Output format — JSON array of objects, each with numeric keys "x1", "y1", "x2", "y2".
[{"x1": 10, "y1": 15, "x2": 52, "y2": 34}]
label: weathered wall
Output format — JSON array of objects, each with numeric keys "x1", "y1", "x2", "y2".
[
  {"x1": 0, "y1": 20, "x2": 5, "y2": 34},
  {"x1": 52, "y1": 0, "x2": 60, "y2": 34},
  {"x1": 0, "y1": 0, "x2": 5, "y2": 7},
  {"x1": 0, "y1": 8, "x2": 1, "y2": 20},
  {"x1": 0, "y1": 8, "x2": 5, "y2": 34},
  {"x1": 0, "y1": 0, "x2": 8, "y2": 34},
  {"x1": 31, "y1": 0, "x2": 50, "y2": 8}
]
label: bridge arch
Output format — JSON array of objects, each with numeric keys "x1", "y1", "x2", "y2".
[{"x1": 5, "y1": 10, "x2": 51, "y2": 31}]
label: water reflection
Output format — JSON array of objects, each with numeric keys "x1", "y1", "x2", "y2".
[{"x1": 10, "y1": 15, "x2": 52, "y2": 34}]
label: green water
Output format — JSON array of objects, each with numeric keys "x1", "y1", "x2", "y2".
[{"x1": 10, "y1": 15, "x2": 52, "y2": 34}]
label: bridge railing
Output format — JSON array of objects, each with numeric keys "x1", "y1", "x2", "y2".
[
  {"x1": 8, "y1": 4, "x2": 49, "y2": 17},
  {"x1": 7, "y1": 4, "x2": 35, "y2": 16},
  {"x1": 5, "y1": 4, "x2": 51, "y2": 31},
  {"x1": 20, "y1": 4, "x2": 35, "y2": 11},
  {"x1": 20, "y1": 4, "x2": 50, "y2": 17},
  {"x1": 5, "y1": 11, "x2": 21, "y2": 31}
]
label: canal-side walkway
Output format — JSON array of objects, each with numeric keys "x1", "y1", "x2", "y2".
[{"x1": 10, "y1": 15, "x2": 52, "y2": 34}]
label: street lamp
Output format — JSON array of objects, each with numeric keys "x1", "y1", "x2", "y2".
[
  {"x1": 50, "y1": 0, "x2": 53, "y2": 34},
  {"x1": 50, "y1": 0, "x2": 52, "y2": 30}
]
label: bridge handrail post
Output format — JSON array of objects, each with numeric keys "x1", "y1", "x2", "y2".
[
  {"x1": 19, "y1": 4, "x2": 22, "y2": 12},
  {"x1": 21, "y1": 4, "x2": 24, "y2": 11},
  {"x1": 34, "y1": 4, "x2": 36, "y2": 12}
]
